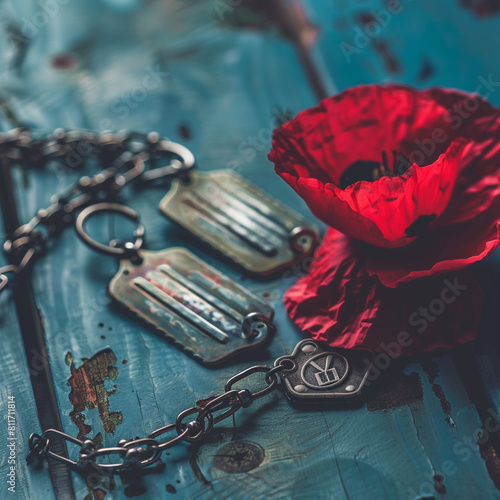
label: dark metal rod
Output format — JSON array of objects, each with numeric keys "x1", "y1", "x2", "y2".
[{"x1": 274, "y1": 0, "x2": 330, "y2": 100}]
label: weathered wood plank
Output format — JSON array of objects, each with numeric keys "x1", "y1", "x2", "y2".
[
  {"x1": 0, "y1": 240, "x2": 56, "y2": 499},
  {"x1": 301, "y1": 0, "x2": 500, "y2": 495},
  {"x1": 301, "y1": 0, "x2": 500, "y2": 91}
]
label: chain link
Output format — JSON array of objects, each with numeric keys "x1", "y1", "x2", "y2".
[
  {"x1": 6, "y1": 127, "x2": 287, "y2": 476},
  {"x1": 0, "y1": 128, "x2": 194, "y2": 291},
  {"x1": 3, "y1": 128, "x2": 287, "y2": 475},
  {"x1": 27, "y1": 363, "x2": 287, "y2": 475}
]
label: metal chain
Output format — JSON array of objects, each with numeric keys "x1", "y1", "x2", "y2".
[
  {"x1": 4, "y1": 128, "x2": 290, "y2": 478},
  {"x1": 27, "y1": 362, "x2": 288, "y2": 475},
  {"x1": 0, "y1": 128, "x2": 193, "y2": 291}
]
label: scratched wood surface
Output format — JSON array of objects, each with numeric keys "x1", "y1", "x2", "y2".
[
  {"x1": 302, "y1": 0, "x2": 500, "y2": 490},
  {"x1": 1, "y1": 1, "x2": 500, "y2": 499}
]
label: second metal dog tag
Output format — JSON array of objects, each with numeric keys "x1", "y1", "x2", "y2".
[
  {"x1": 109, "y1": 248, "x2": 275, "y2": 366},
  {"x1": 159, "y1": 170, "x2": 319, "y2": 276}
]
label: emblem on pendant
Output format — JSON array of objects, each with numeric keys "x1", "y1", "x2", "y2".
[
  {"x1": 301, "y1": 352, "x2": 349, "y2": 389},
  {"x1": 275, "y1": 340, "x2": 374, "y2": 404}
]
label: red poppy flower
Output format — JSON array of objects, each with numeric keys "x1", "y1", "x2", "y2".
[{"x1": 269, "y1": 84, "x2": 500, "y2": 354}]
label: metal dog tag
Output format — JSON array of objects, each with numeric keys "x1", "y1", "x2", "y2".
[
  {"x1": 109, "y1": 248, "x2": 275, "y2": 366},
  {"x1": 275, "y1": 340, "x2": 374, "y2": 405},
  {"x1": 159, "y1": 170, "x2": 319, "y2": 276}
]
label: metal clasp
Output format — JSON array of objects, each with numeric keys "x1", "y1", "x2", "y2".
[{"x1": 76, "y1": 203, "x2": 145, "y2": 258}]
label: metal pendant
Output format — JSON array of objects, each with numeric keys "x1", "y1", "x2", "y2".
[
  {"x1": 275, "y1": 340, "x2": 374, "y2": 405},
  {"x1": 159, "y1": 170, "x2": 319, "y2": 276},
  {"x1": 109, "y1": 248, "x2": 275, "y2": 366}
]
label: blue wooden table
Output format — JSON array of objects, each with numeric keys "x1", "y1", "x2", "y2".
[{"x1": 1, "y1": 1, "x2": 500, "y2": 499}]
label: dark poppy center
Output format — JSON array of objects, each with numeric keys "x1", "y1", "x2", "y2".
[{"x1": 339, "y1": 151, "x2": 412, "y2": 189}]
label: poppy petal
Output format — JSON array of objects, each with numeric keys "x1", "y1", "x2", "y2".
[
  {"x1": 270, "y1": 84, "x2": 454, "y2": 185},
  {"x1": 276, "y1": 139, "x2": 464, "y2": 248},
  {"x1": 269, "y1": 84, "x2": 463, "y2": 248},
  {"x1": 425, "y1": 89, "x2": 500, "y2": 226},
  {"x1": 284, "y1": 228, "x2": 484, "y2": 355},
  {"x1": 271, "y1": 84, "x2": 500, "y2": 282},
  {"x1": 364, "y1": 205, "x2": 500, "y2": 287}
]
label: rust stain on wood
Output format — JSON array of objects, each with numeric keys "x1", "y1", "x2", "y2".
[
  {"x1": 84, "y1": 488, "x2": 107, "y2": 500},
  {"x1": 460, "y1": 0, "x2": 500, "y2": 17},
  {"x1": 479, "y1": 442, "x2": 500, "y2": 489},
  {"x1": 423, "y1": 360, "x2": 452, "y2": 415},
  {"x1": 67, "y1": 348, "x2": 122, "y2": 439},
  {"x1": 372, "y1": 39, "x2": 401, "y2": 74},
  {"x1": 166, "y1": 484, "x2": 177, "y2": 494},
  {"x1": 367, "y1": 371, "x2": 423, "y2": 411},
  {"x1": 119, "y1": 460, "x2": 166, "y2": 498},
  {"x1": 178, "y1": 123, "x2": 191, "y2": 140},
  {"x1": 51, "y1": 54, "x2": 76, "y2": 70},
  {"x1": 433, "y1": 473, "x2": 447, "y2": 495}
]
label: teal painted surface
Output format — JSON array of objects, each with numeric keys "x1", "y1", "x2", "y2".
[
  {"x1": 301, "y1": 0, "x2": 500, "y2": 97},
  {"x1": 1, "y1": 1, "x2": 500, "y2": 499},
  {"x1": 0, "y1": 248, "x2": 56, "y2": 499},
  {"x1": 302, "y1": 0, "x2": 500, "y2": 429}
]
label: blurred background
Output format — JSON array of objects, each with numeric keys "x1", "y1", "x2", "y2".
[{"x1": 2, "y1": 0, "x2": 500, "y2": 151}]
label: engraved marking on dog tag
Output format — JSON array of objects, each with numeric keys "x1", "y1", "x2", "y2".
[
  {"x1": 159, "y1": 170, "x2": 319, "y2": 275},
  {"x1": 275, "y1": 340, "x2": 374, "y2": 404},
  {"x1": 109, "y1": 248, "x2": 275, "y2": 365}
]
